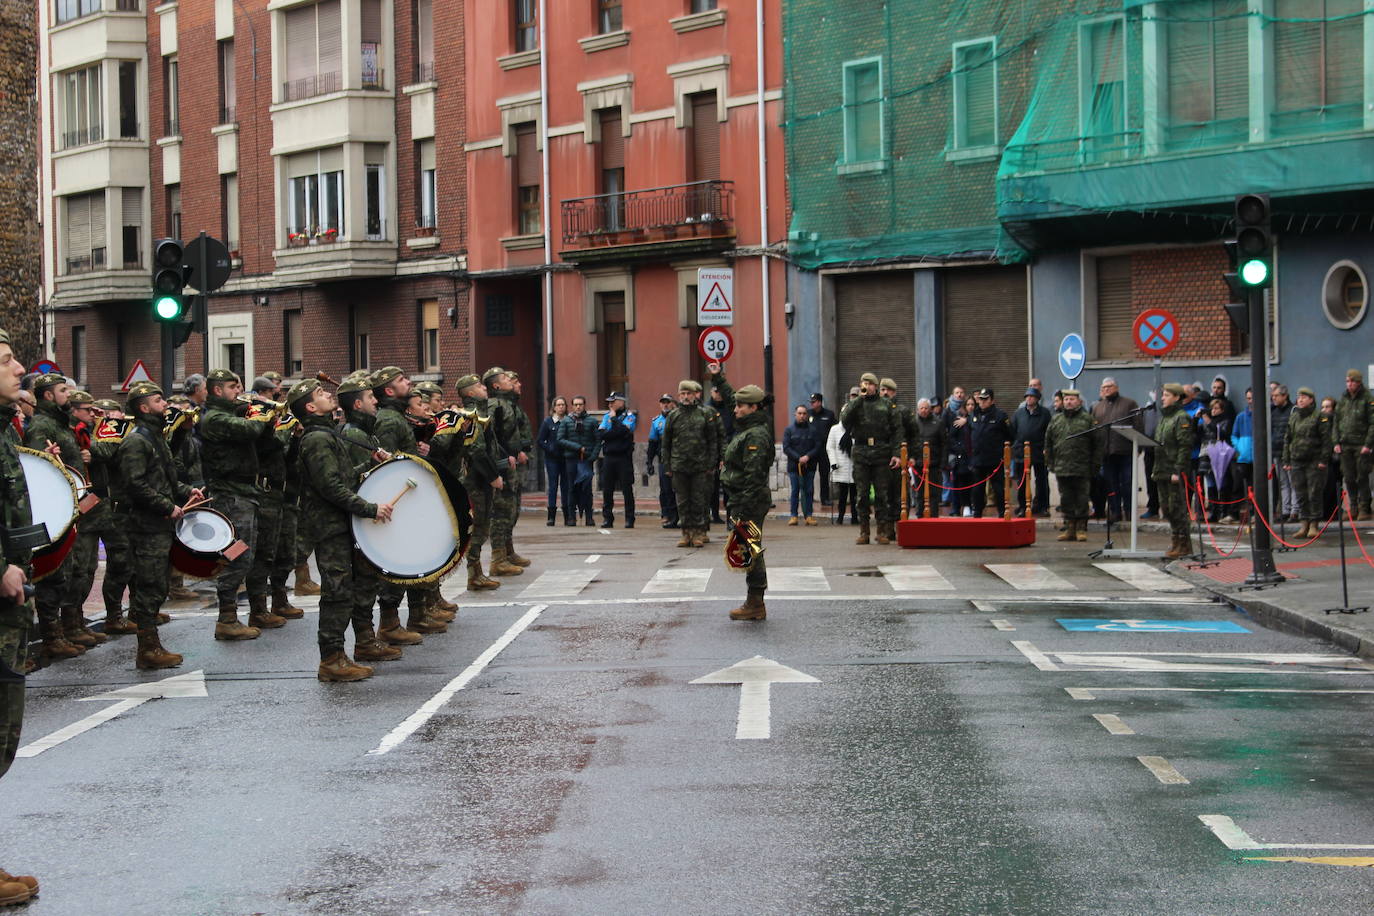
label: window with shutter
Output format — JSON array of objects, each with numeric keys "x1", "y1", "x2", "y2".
[
  {"x1": 1273, "y1": 0, "x2": 1364, "y2": 136},
  {"x1": 515, "y1": 0, "x2": 538, "y2": 52},
  {"x1": 599, "y1": 110, "x2": 625, "y2": 230},
  {"x1": 514, "y1": 123, "x2": 541, "y2": 234},
  {"x1": 689, "y1": 93, "x2": 720, "y2": 181},
  {"x1": 65, "y1": 193, "x2": 91, "y2": 273},
  {"x1": 417, "y1": 140, "x2": 437, "y2": 228},
  {"x1": 121, "y1": 187, "x2": 142, "y2": 267},
  {"x1": 318, "y1": 0, "x2": 342, "y2": 83},
  {"x1": 1165, "y1": 0, "x2": 1247, "y2": 148},
  {"x1": 943, "y1": 266, "x2": 1029, "y2": 400},
  {"x1": 415, "y1": 0, "x2": 434, "y2": 80},
  {"x1": 1095, "y1": 255, "x2": 1135, "y2": 360},
  {"x1": 1081, "y1": 17, "x2": 1126, "y2": 159},
  {"x1": 954, "y1": 41, "x2": 996, "y2": 149},
  {"x1": 835, "y1": 274, "x2": 917, "y2": 405},
  {"x1": 284, "y1": 6, "x2": 315, "y2": 86},
  {"x1": 222, "y1": 174, "x2": 240, "y2": 250}
]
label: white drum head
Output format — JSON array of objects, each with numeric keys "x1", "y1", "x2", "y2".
[
  {"x1": 353, "y1": 456, "x2": 460, "y2": 580},
  {"x1": 18, "y1": 450, "x2": 78, "y2": 542},
  {"x1": 177, "y1": 509, "x2": 235, "y2": 551}
]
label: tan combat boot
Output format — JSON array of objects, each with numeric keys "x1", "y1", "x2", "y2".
[
  {"x1": 1163, "y1": 535, "x2": 1188, "y2": 560},
  {"x1": 489, "y1": 547, "x2": 525, "y2": 577},
  {"x1": 62, "y1": 606, "x2": 106, "y2": 647},
  {"x1": 690, "y1": 528, "x2": 709, "y2": 548},
  {"x1": 103, "y1": 607, "x2": 139, "y2": 635},
  {"x1": 247, "y1": 594, "x2": 286, "y2": 630},
  {"x1": 466, "y1": 557, "x2": 501, "y2": 591},
  {"x1": 135, "y1": 627, "x2": 183, "y2": 670},
  {"x1": 407, "y1": 596, "x2": 448, "y2": 634},
  {"x1": 728, "y1": 592, "x2": 767, "y2": 621},
  {"x1": 1074, "y1": 519, "x2": 1088, "y2": 542},
  {"x1": 294, "y1": 561, "x2": 321, "y2": 596},
  {"x1": 214, "y1": 602, "x2": 261, "y2": 641},
  {"x1": 166, "y1": 573, "x2": 199, "y2": 602},
  {"x1": 271, "y1": 587, "x2": 305, "y2": 620},
  {"x1": 378, "y1": 607, "x2": 423, "y2": 645},
  {"x1": 317, "y1": 651, "x2": 374, "y2": 682},
  {"x1": 856, "y1": 521, "x2": 871, "y2": 546},
  {"x1": 353, "y1": 627, "x2": 403, "y2": 662},
  {"x1": 1057, "y1": 519, "x2": 1075, "y2": 542},
  {"x1": 433, "y1": 590, "x2": 459, "y2": 613},
  {"x1": 39, "y1": 617, "x2": 84, "y2": 661},
  {"x1": 506, "y1": 541, "x2": 532, "y2": 567},
  {"x1": 876, "y1": 521, "x2": 891, "y2": 545},
  {"x1": 426, "y1": 590, "x2": 456, "y2": 623},
  {"x1": 677, "y1": 528, "x2": 694, "y2": 548},
  {"x1": 0, "y1": 871, "x2": 36, "y2": 907}
]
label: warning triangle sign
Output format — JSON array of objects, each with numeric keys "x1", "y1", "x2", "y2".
[
  {"x1": 701, "y1": 282, "x2": 731, "y2": 312},
  {"x1": 121, "y1": 359, "x2": 153, "y2": 392}
]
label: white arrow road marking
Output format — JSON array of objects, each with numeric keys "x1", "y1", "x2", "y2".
[
  {"x1": 691, "y1": 656, "x2": 819, "y2": 740},
  {"x1": 16, "y1": 670, "x2": 208, "y2": 758},
  {"x1": 1200, "y1": 815, "x2": 1374, "y2": 851},
  {"x1": 1016, "y1": 643, "x2": 1374, "y2": 674}
]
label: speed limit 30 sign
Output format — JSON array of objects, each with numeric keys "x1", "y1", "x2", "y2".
[{"x1": 697, "y1": 327, "x2": 734, "y2": 363}]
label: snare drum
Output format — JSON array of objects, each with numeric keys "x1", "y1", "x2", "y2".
[
  {"x1": 18, "y1": 448, "x2": 80, "y2": 582},
  {"x1": 171, "y1": 508, "x2": 246, "y2": 579},
  {"x1": 352, "y1": 455, "x2": 471, "y2": 584}
]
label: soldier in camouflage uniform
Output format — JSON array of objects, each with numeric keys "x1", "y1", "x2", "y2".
[
  {"x1": 1283, "y1": 386, "x2": 1334, "y2": 539},
  {"x1": 1153, "y1": 383, "x2": 1197, "y2": 559},
  {"x1": 504, "y1": 371, "x2": 535, "y2": 563},
  {"x1": 839, "y1": 372, "x2": 902, "y2": 545},
  {"x1": 1334, "y1": 369, "x2": 1374, "y2": 520},
  {"x1": 243, "y1": 377, "x2": 303, "y2": 630},
  {"x1": 62, "y1": 390, "x2": 118, "y2": 644},
  {"x1": 720, "y1": 384, "x2": 774, "y2": 621},
  {"x1": 1044, "y1": 389, "x2": 1101, "y2": 542},
  {"x1": 662, "y1": 378, "x2": 721, "y2": 548},
  {"x1": 117, "y1": 381, "x2": 202, "y2": 670},
  {"x1": 89, "y1": 399, "x2": 138, "y2": 633},
  {"x1": 24, "y1": 372, "x2": 91, "y2": 661},
  {"x1": 482, "y1": 367, "x2": 527, "y2": 575},
  {"x1": 458, "y1": 374, "x2": 509, "y2": 589},
  {"x1": 879, "y1": 379, "x2": 915, "y2": 528},
  {"x1": 165, "y1": 394, "x2": 203, "y2": 604},
  {"x1": 370, "y1": 366, "x2": 448, "y2": 634},
  {"x1": 288, "y1": 378, "x2": 392, "y2": 682},
  {"x1": 200, "y1": 369, "x2": 276, "y2": 640}
]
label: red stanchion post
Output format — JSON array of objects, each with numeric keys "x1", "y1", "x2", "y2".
[
  {"x1": 1003, "y1": 443, "x2": 1014, "y2": 521},
  {"x1": 922, "y1": 443, "x2": 932, "y2": 519}
]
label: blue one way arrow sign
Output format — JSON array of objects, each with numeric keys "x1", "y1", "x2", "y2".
[{"x1": 1058, "y1": 333, "x2": 1086, "y2": 381}]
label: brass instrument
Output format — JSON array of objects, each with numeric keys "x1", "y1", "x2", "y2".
[
  {"x1": 433, "y1": 407, "x2": 491, "y2": 447},
  {"x1": 723, "y1": 517, "x2": 764, "y2": 571},
  {"x1": 163, "y1": 405, "x2": 199, "y2": 442},
  {"x1": 237, "y1": 394, "x2": 288, "y2": 422}
]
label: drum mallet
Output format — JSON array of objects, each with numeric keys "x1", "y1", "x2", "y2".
[{"x1": 373, "y1": 478, "x2": 418, "y2": 522}]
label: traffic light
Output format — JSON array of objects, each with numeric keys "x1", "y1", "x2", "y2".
[
  {"x1": 1233, "y1": 193, "x2": 1272, "y2": 288},
  {"x1": 151, "y1": 238, "x2": 186, "y2": 321},
  {"x1": 1221, "y1": 239, "x2": 1249, "y2": 331}
]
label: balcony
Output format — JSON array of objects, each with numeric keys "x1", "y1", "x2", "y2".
[
  {"x1": 274, "y1": 222, "x2": 397, "y2": 283},
  {"x1": 560, "y1": 180, "x2": 735, "y2": 264},
  {"x1": 281, "y1": 71, "x2": 343, "y2": 103}
]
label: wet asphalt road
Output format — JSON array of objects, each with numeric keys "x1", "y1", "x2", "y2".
[{"x1": 6, "y1": 521, "x2": 1374, "y2": 914}]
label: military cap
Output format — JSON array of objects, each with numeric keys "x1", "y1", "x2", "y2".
[
  {"x1": 848, "y1": 386, "x2": 861, "y2": 397},
  {"x1": 658, "y1": 393, "x2": 675, "y2": 403},
  {"x1": 68, "y1": 390, "x2": 95, "y2": 406},
  {"x1": 262, "y1": 371, "x2": 284, "y2": 384},
  {"x1": 0, "y1": 327, "x2": 9, "y2": 346},
  {"x1": 126, "y1": 380, "x2": 163, "y2": 409},
  {"x1": 860, "y1": 372, "x2": 879, "y2": 385},
  {"x1": 1061, "y1": 388, "x2": 1082, "y2": 398},
  {"x1": 337, "y1": 374, "x2": 371, "y2": 395},
  {"x1": 678, "y1": 379, "x2": 703, "y2": 393},
  {"x1": 415, "y1": 381, "x2": 443, "y2": 398},
  {"x1": 285, "y1": 378, "x2": 322, "y2": 408},
  {"x1": 207, "y1": 368, "x2": 241, "y2": 385},
  {"x1": 481, "y1": 366, "x2": 507, "y2": 384},
  {"x1": 1348, "y1": 369, "x2": 1364, "y2": 382},
  {"x1": 454, "y1": 373, "x2": 481, "y2": 392},
  {"x1": 507, "y1": 370, "x2": 520, "y2": 381},
  {"x1": 94, "y1": 398, "x2": 122, "y2": 412},
  {"x1": 1163, "y1": 383, "x2": 1187, "y2": 397},
  {"x1": 735, "y1": 385, "x2": 766, "y2": 404},
  {"x1": 879, "y1": 378, "x2": 897, "y2": 391},
  {"x1": 372, "y1": 366, "x2": 405, "y2": 389},
  {"x1": 33, "y1": 372, "x2": 66, "y2": 392},
  {"x1": 1297, "y1": 386, "x2": 1316, "y2": 399}
]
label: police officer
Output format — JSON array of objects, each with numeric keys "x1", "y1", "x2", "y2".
[
  {"x1": 840, "y1": 372, "x2": 902, "y2": 545},
  {"x1": 483, "y1": 367, "x2": 529, "y2": 573},
  {"x1": 117, "y1": 381, "x2": 203, "y2": 670},
  {"x1": 645, "y1": 395, "x2": 679, "y2": 528},
  {"x1": 662, "y1": 378, "x2": 721, "y2": 548},
  {"x1": 288, "y1": 378, "x2": 393, "y2": 682},
  {"x1": 721, "y1": 384, "x2": 773, "y2": 621},
  {"x1": 456, "y1": 373, "x2": 508, "y2": 589},
  {"x1": 1045, "y1": 389, "x2": 1101, "y2": 542},
  {"x1": 598, "y1": 392, "x2": 637, "y2": 528},
  {"x1": 1283, "y1": 386, "x2": 1334, "y2": 539},
  {"x1": 1334, "y1": 369, "x2": 1374, "y2": 520},
  {"x1": 1154, "y1": 383, "x2": 1196, "y2": 559}
]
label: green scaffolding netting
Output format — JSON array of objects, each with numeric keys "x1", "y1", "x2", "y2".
[{"x1": 782, "y1": 0, "x2": 1372, "y2": 270}]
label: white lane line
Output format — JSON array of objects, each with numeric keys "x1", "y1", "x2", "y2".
[
  {"x1": 449, "y1": 592, "x2": 1219, "y2": 609},
  {"x1": 972, "y1": 600, "x2": 998, "y2": 613},
  {"x1": 1043, "y1": 651, "x2": 1374, "y2": 675},
  {"x1": 991, "y1": 619, "x2": 1015, "y2": 631},
  {"x1": 16, "y1": 699, "x2": 142, "y2": 758},
  {"x1": 986, "y1": 563, "x2": 1076, "y2": 591},
  {"x1": 1067, "y1": 687, "x2": 1374, "y2": 699},
  {"x1": 1012, "y1": 640, "x2": 1060, "y2": 671},
  {"x1": 1200, "y1": 815, "x2": 1374, "y2": 851},
  {"x1": 642, "y1": 568, "x2": 712, "y2": 594},
  {"x1": 879, "y1": 565, "x2": 954, "y2": 591},
  {"x1": 585, "y1": 554, "x2": 600, "y2": 564},
  {"x1": 1092, "y1": 561, "x2": 1193, "y2": 592},
  {"x1": 519, "y1": 569, "x2": 598, "y2": 599},
  {"x1": 1138, "y1": 755, "x2": 1189, "y2": 785},
  {"x1": 1093, "y1": 713, "x2": 1135, "y2": 735},
  {"x1": 768, "y1": 567, "x2": 830, "y2": 592},
  {"x1": 369, "y1": 604, "x2": 548, "y2": 756}
]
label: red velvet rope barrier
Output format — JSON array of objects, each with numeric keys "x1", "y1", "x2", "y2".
[
  {"x1": 1194, "y1": 476, "x2": 1248, "y2": 557},
  {"x1": 1341, "y1": 492, "x2": 1374, "y2": 570},
  {"x1": 1245, "y1": 485, "x2": 1343, "y2": 550},
  {"x1": 907, "y1": 460, "x2": 1005, "y2": 493}
]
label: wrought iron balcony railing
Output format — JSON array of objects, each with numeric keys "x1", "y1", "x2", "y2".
[{"x1": 561, "y1": 179, "x2": 734, "y2": 246}]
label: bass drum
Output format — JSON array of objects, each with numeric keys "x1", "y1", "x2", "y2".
[
  {"x1": 18, "y1": 448, "x2": 80, "y2": 582},
  {"x1": 352, "y1": 455, "x2": 471, "y2": 584}
]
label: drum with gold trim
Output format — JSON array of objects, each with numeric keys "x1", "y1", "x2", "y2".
[
  {"x1": 352, "y1": 455, "x2": 471, "y2": 584},
  {"x1": 18, "y1": 447, "x2": 80, "y2": 582}
]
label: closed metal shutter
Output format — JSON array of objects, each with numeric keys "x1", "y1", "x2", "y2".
[
  {"x1": 599, "y1": 110, "x2": 624, "y2": 169},
  {"x1": 942, "y1": 265, "x2": 1028, "y2": 402},
  {"x1": 317, "y1": 0, "x2": 342, "y2": 77},
  {"x1": 515, "y1": 124, "x2": 539, "y2": 187},
  {"x1": 1095, "y1": 254, "x2": 1134, "y2": 360},
  {"x1": 690, "y1": 93, "x2": 720, "y2": 181},
  {"x1": 834, "y1": 272, "x2": 916, "y2": 404}
]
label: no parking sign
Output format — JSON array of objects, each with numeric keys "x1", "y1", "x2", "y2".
[{"x1": 1133, "y1": 309, "x2": 1180, "y2": 357}]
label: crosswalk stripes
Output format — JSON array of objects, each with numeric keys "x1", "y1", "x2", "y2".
[
  {"x1": 642, "y1": 568, "x2": 713, "y2": 594},
  {"x1": 984, "y1": 563, "x2": 1077, "y2": 591},
  {"x1": 1092, "y1": 561, "x2": 1193, "y2": 592},
  {"x1": 519, "y1": 568, "x2": 599, "y2": 599},
  {"x1": 877, "y1": 565, "x2": 954, "y2": 591},
  {"x1": 768, "y1": 567, "x2": 830, "y2": 592}
]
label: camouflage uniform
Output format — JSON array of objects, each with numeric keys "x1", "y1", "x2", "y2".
[
  {"x1": 1152, "y1": 391, "x2": 1196, "y2": 544},
  {"x1": 1045, "y1": 400, "x2": 1101, "y2": 538},
  {"x1": 89, "y1": 420, "x2": 134, "y2": 621},
  {"x1": 65, "y1": 392, "x2": 125, "y2": 623},
  {"x1": 117, "y1": 408, "x2": 192, "y2": 630},
  {"x1": 458, "y1": 387, "x2": 506, "y2": 582},
  {"x1": 24, "y1": 385, "x2": 83, "y2": 644},
  {"x1": 485, "y1": 377, "x2": 520, "y2": 551},
  {"x1": 199, "y1": 383, "x2": 274, "y2": 608},
  {"x1": 839, "y1": 381, "x2": 902, "y2": 540},
  {"x1": 246, "y1": 410, "x2": 293, "y2": 600},
  {"x1": 1, "y1": 396, "x2": 36, "y2": 779},
  {"x1": 662, "y1": 381, "x2": 722, "y2": 538},
  {"x1": 273, "y1": 424, "x2": 303, "y2": 596},
  {"x1": 721, "y1": 402, "x2": 774, "y2": 597},
  {"x1": 1334, "y1": 372, "x2": 1374, "y2": 517},
  {"x1": 880, "y1": 388, "x2": 915, "y2": 525},
  {"x1": 497, "y1": 382, "x2": 534, "y2": 539},
  {"x1": 1283, "y1": 396, "x2": 1334, "y2": 523},
  {"x1": 337, "y1": 405, "x2": 388, "y2": 637}
]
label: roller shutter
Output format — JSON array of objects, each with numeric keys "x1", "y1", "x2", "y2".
[
  {"x1": 1095, "y1": 254, "x2": 1134, "y2": 360},
  {"x1": 834, "y1": 272, "x2": 916, "y2": 404},
  {"x1": 942, "y1": 265, "x2": 1028, "y2": 402},
  {"x1": 515, "y1": 124, "x2": 539, "y2": 187},
  {"x1": 690, "y1": 93, "x2": 720, "y2": 181}
]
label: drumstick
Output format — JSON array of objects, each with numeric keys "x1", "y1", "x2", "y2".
[
  {"x1": 373, "y1": 478, "x2": 418, "y2": 523},
  {"x1": 181, "y1": 496, "x2": 214, "y2": 512}
]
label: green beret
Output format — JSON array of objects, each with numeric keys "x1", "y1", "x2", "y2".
[
  {"x1": 207, "y1": 368, "x2": 240, "y2": 385},
  {"x1": 454, "y1": 373, "x2": 481, "y2": 392},
  {"x1": 1348, "y1": 369, "x2": 1364, "y2": 383},
  {"x1": 735, "y1": 384, "x2": 766, "y2": 405},
  {"x1": 415, "y1": 381, "x2": 443, "y2": 398},
  {"x1": 678, "y1": 379, "x2": 702, "y2": 393},
  {"x1": 0, "y1": 327, "x2": 9, "y2": 346},
  {"x1": 33, "y1": 372, "x2": 66, "y2": 392},
  {"x1": 262, "y1": 371, "x2": 284, "y2": 384},
  {"x1": 1163, "y1": 383, "x2": 1186, "y2": 397},
  {"x1": 68, "y1": 390, "x2": 95, "y2": 406},
  {"x1": 481, "y1": 366, "x2": 507, "y2": 384},
  {"x1": 879, "y1": 378, "x2": 897, "y2": 391},
  {"x1": 860, "y1": 372, "x2": 879, "y2": 385},
  {"x1": 94, "y1": 399, "x2": 121, "y2": 412},
  {"x1": 285, "y1": 378, "x2": 321, "y2": 408},
  {"x1": 126, "y1": 381, "x2": 163, "y2": 409},
  {"x1": 507, "y1": 370, "x2": 520, "y2": 381},
  {"x1": 371, "y1": 366, "x2": 404, "y2": 389},
  {"x1": 336, "y1": 374, "x2": 370, "y2": 395},
  {"x1": 1297, "y1": 386, "x2": 1316, "y2": 398}
]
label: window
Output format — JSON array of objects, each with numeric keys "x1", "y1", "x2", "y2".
[
  {"x1": 59, "y1": 64, "x2": 102, "y2": 149},
  {"x1": 598, "y1": 292, "x2": 628, "y2": 399},
  {"x1": 118, "y1": 61, "x2": 139, "y2": 139},
  {"x1": 691, "y1": 0, "x2": 717, "y2": 11},
  {"x1": 688, "y1": 92, "x2": 720, "y2": 180},
  {"x1": 486, "y1": 295, "x2": 515, "y2": 336},
  {"x1": 355, "y1": 334, "x2": 370, "y2": 369},
  {"x1": 599, "y1": 109, "x2": 625, "y2": 230},
  {"x1": 364, "y1": 144, "x2": 387, "y2": 239},
  {"x1": 120, "y1": 187, "x2": 141, "y2": 268},
  {"x1": 842, "y1": 59, "x2": 883, "y2": 163},
  {"x1": 513, "y1": 123, "x2": 541, "y2": 235},
  {"x1": 284, "y1": 310, "x2": 304, "y2": 375},
  {"x1": 222, "y1": 174, "x2": 240, "y2": 253},
  {"x1": 416, "y1": 140, "x2": 437, "y2": 229},
  {"x1": 1323, "y1": 260, "x2": 1368, "y2": 329},
  {"x1": 55, "y1": 0, "x2": 99, "y2": 24},
  {"x1": 219, "y1": 40, "x2": 236, "y2": 124},
  {"x1": 953, "y1": 40, "x2": 997, "y2": 149},
  {"x1": 71, "y1": 327, "x2": 86, "y2": 384},
  {"x1": 361, "y1": 0, "x2": 383, "y2": 89},
  {"x1": 598, "y1": 0, "x2": 622, "y2": 34},
  {"x1": 1080, "y1": 18, "x2": 1127, "y2": 159},
  {"x1": 414, "y1": 0, "x2": 435, "y2": 81},
  {"x1": 350, "y1": 305, "x2": 370, "y2": 370},
  {"x1": 282, "y1": 0, "x2": 342, "y2": 101},
  {"x1": 166, "y1": 184, "x2": 181, "y2": 240},
  {"x1": 64, "y1": 191, "x2": 106, "y2": 274},
  {"x1": 163, "y1": 57, "x2": 179, "y2": 136},
  {"x1": 1095, "y1": 254, "x2": 1135, "y2": 359},
  {"x1": 287, "y1": 149, "x2": 344, "y2": 242},
  {"x1": 116, "y1": 0, "x2": 141, "y2": 9},
  {"x1": 420, "y1": 299, "x2": 440, "y2": 371},
  {"x1": 515, "y1": 0, "x2": 538, "y2": 52},
  {"x1": 1165, "y1": 0, "x2": 1247, "y2": 148},
  {"x1": 1272, "y1": 0, "x2": 1364, "y2": 136}
]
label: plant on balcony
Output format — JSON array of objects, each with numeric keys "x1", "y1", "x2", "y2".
[
  {"x1": 414, "y1": 222, "x2": 437, "y2": 237},
  {"x1": 287, "y1": 231, "x2": 309, "y2": 248},
  {"x1": 315, "y1": 227, "x2": 339, "y2": 243}
]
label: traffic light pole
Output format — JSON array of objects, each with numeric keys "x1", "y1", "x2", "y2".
[
  {"x1": 1246, "y1": 286, "x2": 1283, "y2": 585},
  {"x1": 160, "y1": 321, "x2": 175, "y2": 394}
]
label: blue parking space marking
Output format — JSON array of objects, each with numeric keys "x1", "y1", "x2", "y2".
[{"x1": 1056, "y1": 619, "x2": 1251, "y2": 634}]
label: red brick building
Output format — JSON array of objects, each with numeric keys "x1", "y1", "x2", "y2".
[{"x1": 38, "y1": 0, "x2": 469, "y2": 394}]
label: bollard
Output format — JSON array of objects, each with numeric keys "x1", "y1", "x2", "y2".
[
  {"x1": 1023, "y1": 442, "x2": 1033, "y2": 518},
  {"x1": 922, "y1": 443, "x2": 933, "y2": 519},
  {"x1": 900, "y1": 444, "x2": 909, "y2": 521},
  {"x1": 1003, "y1": 443, "x2": 1014, "y2": 521}
]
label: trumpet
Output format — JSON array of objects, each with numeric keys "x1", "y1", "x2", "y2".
[{"x1": 237, "y1": 394, "x2": 288, "y2": 421}]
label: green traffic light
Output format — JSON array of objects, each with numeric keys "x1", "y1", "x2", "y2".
[
  {"x1": 154, "y1": 295, "x2": 182, "y2": 320},
  {"x1": 1240, "y1": 258, "x2": 1269, "y2": 286}
]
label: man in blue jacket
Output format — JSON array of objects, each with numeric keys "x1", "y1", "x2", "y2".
[
  {"x1": 645, "y1": 394, "x2": 678, "y2": 528},
  {"x1": 557, "y1": 396, "x2": 599, "y2": 526},
  {"x1": 598, "y1": 393, "x2": 637, "y2": 528}
]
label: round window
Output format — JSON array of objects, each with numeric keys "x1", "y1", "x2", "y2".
[{"x1": 1323, "y1": 260, "x2": 1368, "y2": 330}]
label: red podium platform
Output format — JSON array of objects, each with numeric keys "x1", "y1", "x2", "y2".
[{"x1": 896, "y1": 516, "x2": 1037, "y2": 549}]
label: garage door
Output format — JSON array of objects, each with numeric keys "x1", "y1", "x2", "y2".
[
  {"x1": 943, "y1": 265, "x2": 1028, "y2": 402},
  {"x1": 834, "y1": 272, "x2": 916, "y2": 404}
]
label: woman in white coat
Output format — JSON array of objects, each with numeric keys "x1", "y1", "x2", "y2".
[{"x1": 826, "y1": 416, "x2": 856, "y2": 524}]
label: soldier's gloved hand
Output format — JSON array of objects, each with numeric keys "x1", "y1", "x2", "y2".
[{"x1": 492, "y1": 477, "x2": 505, "y2": 490}]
